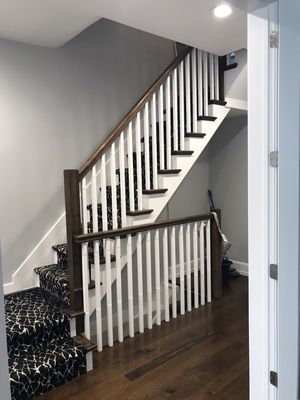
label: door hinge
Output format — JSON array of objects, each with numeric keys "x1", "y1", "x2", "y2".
[
  {"x1": 270, "y1": 31, "x2": 279, "y2": 48},
  {"x1": 270, "y1": 371, "x2": 278, "y2": 387},
  {"x1": 270, "y1": 264, "x2": 278, "y2": 281},
  {"x1": 270, "y1": 151, "x2": 278, "y2": 168}
]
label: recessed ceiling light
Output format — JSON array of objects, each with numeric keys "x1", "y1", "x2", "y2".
[{"x1": 211, "y1": 4, "x2": 233, "y2": 18}]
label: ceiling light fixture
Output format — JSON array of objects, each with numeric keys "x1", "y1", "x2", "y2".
[{"x1": 211, "y1": 4, "x2": 233, "y2": 18}]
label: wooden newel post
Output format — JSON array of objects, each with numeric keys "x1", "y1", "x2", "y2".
[
  {"x1": 211, "y1": 208, "x2": 222, "y2": 299},
  {"x1": 64, "y1": 170, "x2": 83, "y2": 317}
]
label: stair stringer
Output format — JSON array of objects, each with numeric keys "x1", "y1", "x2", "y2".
[{"x1": 87, "y1": 104, "x2": 230, "y2": 328}]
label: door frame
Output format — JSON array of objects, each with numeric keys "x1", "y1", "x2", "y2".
[{"x1": 248, "y1": 1, "x2": 300, "y2": 398}]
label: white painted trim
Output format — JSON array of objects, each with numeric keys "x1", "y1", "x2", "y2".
[
  {"x1": 225, "y1": 97, "x2": 248, "y2": 111},
  {"x1": 248, "y1": 6, "x2": 270, "y2": 400},
  {"x1": 231, "y1": 260, "x2": 248, "y2": 277},
  {"x1": 3, "y1": 213, "x2": 66, "y2": 294}
]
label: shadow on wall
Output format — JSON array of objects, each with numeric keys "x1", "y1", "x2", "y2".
[{"x1": 209, "y1": 115, "x2": 248, "y2": 264}]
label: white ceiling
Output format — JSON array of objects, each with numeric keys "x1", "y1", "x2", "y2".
[{"x1": 0, "y1": 0, "x2": 248, "y2": 55}]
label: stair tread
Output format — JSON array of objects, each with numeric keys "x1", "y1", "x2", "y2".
[
  {"x1": 142, "y1": 188, "x2": 168, "y2": 194},
  {"x1": 158, "y1": 169, "x2": 181, "y2": 174},
  {"x1": 208, "y1": 99, "x2": 227, "y2": 106},
  {"x1": 5, "y1": 287, "x2": 70, "y2": 350},
  {"x1": 127, "y1": 209, "x2": 153, "y2": 216},
  {"x1": 198, "y1": 116, "x2": 217, "y2": 121},
  {"x1": 9, "y1": 337, "x2": 86, "y2": 400},
  {"x1": 185, "y1": 132, "x2": 206, "y2": 138},
  {"x1": 73, "y1": 335, "x2": 97, "y2": 353},
  {"x1": 171, "y1": 150, "x2": 194, "y2": 156}
]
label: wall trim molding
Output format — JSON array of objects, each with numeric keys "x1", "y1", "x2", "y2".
[
  {"x1": 3, "y1": 213, "x2": 66, "y2": 295},
  {"x1": 231, "y1": 260, "x2": 248, "y2": 277}
]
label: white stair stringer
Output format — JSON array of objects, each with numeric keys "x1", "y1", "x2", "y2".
[{"x1": 87, "y1": 103, "x2": 230, "y2": 323}]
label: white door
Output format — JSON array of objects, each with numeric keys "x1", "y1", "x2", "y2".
[{"x1": 248, "y1": 1, "x2": 300, "y2": 399}]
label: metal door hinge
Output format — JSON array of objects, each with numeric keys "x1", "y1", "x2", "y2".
[
  {"x1": 270, "y1": 31, "x2": 279, "y2": 48},
  {"x1": 270, "y1": 371, "x2": 278, "y2": 387},
  {"x1": 270, "y1": 151, "x2": 278, "y2": 168},
  {"x1": 270, "y1": 264, "x2": 278, "y2": 281}
]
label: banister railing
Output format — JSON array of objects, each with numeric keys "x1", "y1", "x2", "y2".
[
  {"x1": 75, "y1": 213, "x2": 222, "y2": 350},
  {"x1": 64, "y1": 44, "x2": 225, "y2": 342},
  {"x1": 79, "y1": 46, "x2": 193, "y2": 179}
]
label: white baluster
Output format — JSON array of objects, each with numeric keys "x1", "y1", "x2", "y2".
[
  {"x1": 158, "y1": 85, "x2": 165, "y2": 169},
  {"x1": 154, "y1": 229, "x2": 161, "y2": 325},
  {"x1": 151, "y1": 94, "x2": 158, "y2": 189},
  {"x1": 81, "y1": 177, "x2": 90, "y2": 339},
  {"x1": 127, "y1": 234, "x2": 134, "y2": 337},
  {"x1": 92, "y1": 166, "x2": 102, "y2": 351},
  {"x1": 214, "y1": 55, "x2": 219, "y2": 101},
  {"x1": 172, "y1": 69, "x2": 178, "y2": 151},
  {"x1": 206, "y1": 220, "x2": 212, "y2": 303},
  {"x1": 199, "y1": 222, "x2": 205, "y2": 306},
  {"x1": 144, "y1": 103, "x2": 151, "y2": 190},
  {"x1": 105, "y1": 237, "x2": 113, "y2": 346},
  {"x1": 119, "y1": 132, "x2": 127, "y2": 227},
  {"x1": 166, "y1": 77, "x2": 172, "y2": 169},
  {"x1": 179, "y1": 61, "x2": 185, "y2": 148},
  {"x1": 110, "y1": 143, "x2": 117, "y2": 229},
  {"x1": 146, "y1": 231, "x2": 152, "y2": 329},
  {"x1": 127, "y1": 122, "x2": 135, "y2": 211},
  {"x1": 192, "y1": 49, "x2": 198, "y2": 132},
  {"x1": 115, "y1": 236, "x2": 123, "y2": 342},
  {"x1": 171, "y1": 226, "x2": 177, "y2": 318},
  {"x1": 193, "y1": 222, "x2": 199, "y2": 308},
  {"x1": 185, "y1": 53, "x2": 191, "y2": 133},
  {"x1": 135, "y1": 112, "x2": 143, "y2": 209},
  {"x1": 197, "y1": 50, "x2": 203, "y2": 117},
  {"x1": 203, "y1": 52, "x2": 209, "y2": 116},
  {"x1": 186, "y1": 223, "x2": 192, "y2": 312},
  {"x1": 179, "y1": 224, "x2": 185, "y2": 315},
  {"x1": 163, "y1": 227, "x2": 170, "y2": 322},
  {"x1": 137, "y1": 232, "x2": 144, "y2": 333},
  {"x1": 209, "y1": 53, "x2": 215, "y2": 101}
]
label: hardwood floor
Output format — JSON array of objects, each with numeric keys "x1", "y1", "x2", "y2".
[{"x1": 40, "y1": 277, "x2": 249, "y2": 400}]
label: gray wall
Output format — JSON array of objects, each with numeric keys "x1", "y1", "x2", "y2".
[
  {"x1": 225, "y1": 48, "x2": 247, "y2": 104},
  {"x1": 0, "y1": 246, "x2": 11, "y2": 399},
  {"x1": 209, "y1": 115, "x2": 248, "y2": 263},
  {"x1": 0, "y1": 18, "x2": 174, "y2": 283}
]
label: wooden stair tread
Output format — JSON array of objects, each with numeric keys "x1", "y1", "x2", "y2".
[
  {"x1": 127, "y1": 209, "x2": 153, "y2": 216},
  {"x1": 73, "y1": 335, "x2": 97, "y2": 353},
  {"x1": 171, "y1": 150, "x2": 194, "y2": 156},
  {"x1": 63, "y1": 308, "x2": 85, "y2": 319},
  {"x1": 208, "y1": 100, "x2": 227, "y2": 106},
  {"x1": 197, "y1": 116, "x2": 217, "y2": 121},
  {"x1": 224, "y1": 62, "x2": 238, "y2": 71},
  {"x1": 158, "y1": 169, "x2": 181, "y2": 175},
  {"x1": 142, "y1": 188, "x2": 168, "y2": 194},
  {"x1": 185, "y1": 132, "x2": 206, "y2": 138}
]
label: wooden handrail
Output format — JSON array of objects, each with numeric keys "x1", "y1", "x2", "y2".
[
  {"x1": 74, "y1": 213, "x2": 213, "y2": 242},
  {"x1": 78, "y1": 45, "x2": 193, "y2": 179}
]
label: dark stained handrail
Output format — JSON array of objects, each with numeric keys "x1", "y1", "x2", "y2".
[
  {"x1": 78, "y1": 45, "x2": 193, "y2": 179},
  {"x1": 74, "y1": 213, "x2": 213, "y2": 242}
]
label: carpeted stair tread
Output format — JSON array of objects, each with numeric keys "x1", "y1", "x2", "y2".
[
  {"x1": 5, "y1": 288, "x2": 69, "y2": 353},
  {"x1": 35, "y1": 264, "x2": 70, "y2": 306},
  {"x1": 9, "y1": 337, "x2": 86, "y2": 400}
]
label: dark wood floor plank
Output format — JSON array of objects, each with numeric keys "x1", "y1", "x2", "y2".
[{"x1": 39, "y1": 278, "x2": 249, "y2": 400}]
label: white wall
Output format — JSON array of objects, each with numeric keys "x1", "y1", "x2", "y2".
[
  {"x1": 225, "y1": 49, "x2": 247, "y2": 109},
  {"x1": 209, "y1": 115, "x2": 248, "y2": 263},
  {"x1": 0, "y1": 18, "x2": 174, "y2": 283},
  {"x1": 0, "y1": 245, "x2": 11, "y2": 399}
]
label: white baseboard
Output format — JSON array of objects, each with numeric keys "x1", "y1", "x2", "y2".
[
  {"x1": 3, "y1": 213, "x2": 66, "y2": 294},
  {"x1": 232, "y1": 260, "x2": 248, "y2": 277}
]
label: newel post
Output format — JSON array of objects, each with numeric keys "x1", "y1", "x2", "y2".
[
  {"x1": 64, "y1": 170, "x2": 83, "y2": 315},
  {"x1": 211, "y1": 208, "x2": 222, "y2": 299}
]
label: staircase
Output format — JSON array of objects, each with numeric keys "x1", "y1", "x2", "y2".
[{"x1": 5, "y1": 45, "x2": 232, "y2": 399}]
